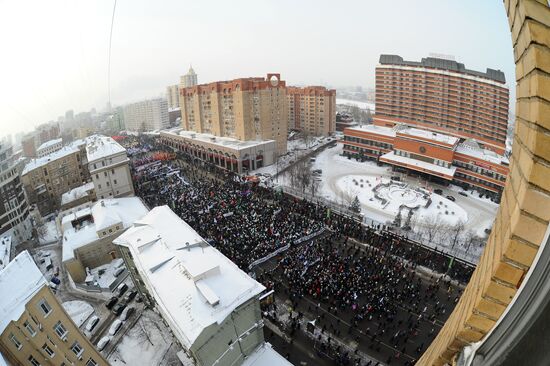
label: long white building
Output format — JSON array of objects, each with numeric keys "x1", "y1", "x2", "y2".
[
  {"x1": 86, "y1": 135, "x2": 134, "y2": 200},
  {"x1": 114, "y1": 206, "x2": 291, "y2": 366},
  {"x1": 123, "y1": 98, "x2": 169, "y2": 132}
]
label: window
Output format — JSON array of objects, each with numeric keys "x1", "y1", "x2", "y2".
[
  {"x1": 42, "y1": 343, "x2": 55, "y2": 357},
  {"x1": 96, "y1": 174, "x2": 99, "y2": 179},
  {"x1": 86, "y1": 358, "x2": 98, "y2": 366},
  {"x1": 9, "y1": 333, "x2": 22, "y2": 349},
  {"x1": 37, "y1": 298, "x2": 52, "y2": 316},
  {"x1": 71, "y1": 341, "x2": 83, "y2": 356},
  {"x1": 104, "y1": 172, "x2": 107, "y2": 177},
  {"x1": 111, "y1": 169, "x2": 115, "y2": 174},
  {"x1": 113, "y1": 179, "x2": 117, "y2": 185},
  {"x1": 98, "y1": 184, "x2": 101, "y2": 189},
  {"x1": 53, "y1": 321, "x2": 67, "y2": 339},
  {"x1": 24, "y1": 320, "x2": 36, "y2": 336},
  {"x1": 28, "y1": 355, "x2": 41, "y2": 366}
]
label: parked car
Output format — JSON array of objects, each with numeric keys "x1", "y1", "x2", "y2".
[
  {"x1": 390, "y1": 176, "x2": 401, "y2": 181},
  {"x1": 105, "y1": 296, "x2": 118, "y2": 309},
  {"x1": 108, "y1": 320, "x2": 123, "y2": 336},
  {"x1": 124, "y1": 290, "x2": 138, "y2": 303},
  {"x1": 112, "y1": 303, "x2": 127, "y2": 316},
  {"x1": 113, "y1": 267, "x2": 125, "y2": 277},
  {"x1": 458, "y1": 191, "x2": 468, "y2": 197},
  {"x1": 117, "y1": 283, "x2": 128, "y2": 296},
  {"x1": 313, "y1": 169, "x2": 322, "y2": 174},
  {"x1": 85, "y1": 316, "x2": 100, "y2": 332},
  {"x1": 50, "y1": 276, "x2": 61, "y2": 285},
  {"x1": 120, "y1": 307, "x2": 135, "y2": 321},
  {"x1": 446, "y1": 195, "x2": 456, "y2": 202},
  {"x1": 434, "y1": 189, "x2": 443, "y2": 195},
  {"x1": 97, "y1": 336, "x2": 110, "y2": 351}
]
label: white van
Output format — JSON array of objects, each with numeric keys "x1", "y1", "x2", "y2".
[
  {"x1": 85, "y1": 316, "x2": 100, "y2": 332},
  {"x1": 108, "y1": 319, "x2": 123, "y2": 336}
]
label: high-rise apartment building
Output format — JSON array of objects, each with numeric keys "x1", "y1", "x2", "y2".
[
  {"x1": 0, "y1": 251, "x2": 108, "y2": 366},
  {"x1": 166, "y1": 84, "x2": 180, "y2": 110},
  {"x1": 375, "y1": 54, "x2": 509, "y2": 154},
  {"x1": 179, "y1": 73, "x2": 288, "y2": 153},
  {"x1": 0, "y1": 142, "x2": 32, "y2": 245},
  {"x1": 180, "y1": 66, "x2": 198, "y2": 88},
  {"x1": 123, "y1": 98, "x2": 169, "y2": 132},
  {"x1": 287, "y1": 86, "x2": 336, "y2": 136}
]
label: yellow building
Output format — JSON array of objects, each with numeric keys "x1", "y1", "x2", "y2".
[
  {"x1": 179, "y1": 73, "x2": 288, "y2": 153},
  {"x1": 287, "y1": 86, "x2": 336, "y2": 136},
  {"x1": 0, "y1": 251, "x2": 108, "y2": 366}
]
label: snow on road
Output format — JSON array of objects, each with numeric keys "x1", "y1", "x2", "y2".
[
  {"x1": 39, "y1": 219, "x2": 60, "y2": 244},
  {"x1": 63, "y1": 300, "x2": 94, "y2": 327}
]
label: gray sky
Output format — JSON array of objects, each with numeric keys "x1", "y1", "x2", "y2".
[{"x1": 0, "y1": 0, "x2": 514, "y2": 137}]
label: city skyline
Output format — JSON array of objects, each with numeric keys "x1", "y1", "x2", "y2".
[{"x1": 0, "y1": 0, "x2": 514, "y2": 137}]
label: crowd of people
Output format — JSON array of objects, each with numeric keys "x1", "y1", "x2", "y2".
[{"x1": 120, "y1": 135, "x2": 474, "y2": 365}]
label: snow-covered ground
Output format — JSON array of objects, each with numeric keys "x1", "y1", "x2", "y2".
[
  {"x1": 63, "y1": 300, "x2": 94, "y2": 327},
  {"x1": 108, "y1": 310, "x2": 180, "y2": 365},
  {"x1": 336, "y1": 98, "x2": 375, "y2": 112},
  {"x1": 38, "y1": 219, "x2": 60, "y2": 244},
  {"x1": 89, "y1": 258, "x2": 126, "y2": 289}
]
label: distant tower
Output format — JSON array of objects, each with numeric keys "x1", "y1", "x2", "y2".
[{"x1": 181, "y1": 65, "x2": 198, "y2": 88}]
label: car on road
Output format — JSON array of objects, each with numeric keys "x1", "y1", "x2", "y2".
[
  {"x1": 446, "y1": 195, "x2": 456, "y2": 202},
  {"x1": 85, "y1": 316, "x2": 100, "y2": 332},
  {"x1": 112, "y1": 303, "x2": 127, "y2": 316},
  {"x1": 108, "y1": 319, "x2": 123, "y2": 336},
  {"x1": 124, "y1": 290, "x2": 138, "y2": 303},
  {"x1": 105, "y1": 296, "x2": 118, "y2": 309},
  {"x1": 434, "y1": 189, "x2": 443, "y2": 195},
  {"x1": 120, "y1": 306, "x2": 135, "y2": 321},
  {"x1": 458, "y1": 191, "x2": 468, "y2": 197},
  {"x1": 97, "y1": 336, "x2": 110, "y2": 351},
  {"x1": 113, "y1": 267, "x2": 125, "y2": 277},
  {"x1": 117, "y1": 283, "x2": 128, "y2": 296}
]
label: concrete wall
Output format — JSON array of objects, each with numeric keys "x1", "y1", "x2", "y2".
[{"x1": 418, "y1": 1, "x2": 550, "y2": 364}]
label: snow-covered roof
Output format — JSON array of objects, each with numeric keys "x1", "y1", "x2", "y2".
[
  {"x1": 242, "y1": 343, "x2": 293, "y2": 366},
  {"x1": 37, "y1": 138, "x2": 62, "y2": 151},
  {"x1": 85, "y1": 135, "x2": 126, "y2": 163},
  {"x1": 455, "y1": 142, "x2": 509, "y2": 165},
  {"x1": 61, "y1": 197, "x2": 149, "y2": 262},
  {"x1": 0, "y1": 250, "x2": 47, "y2": 334},
  {"x1": 61, "y1": 182, "x2": 95, "y2": 206},
  {"x1": 162, "y1": 128, "x2": 275, "y2": 150},
  {"x1": 346, "y1": 124, "x2": 396, "y2": 137},
  {"x1": 113, "y1": 206, "x2": 265, "y2": 349},
  {"x1": 398, "y1": 127, "x2": 459, "y2": 145},
  {"x1": 336, "y1": 98, "x2": 376, "y2": 112},
  {"x1": 22, "y1": 143, "x2": 80, "y2": 175},
  {"x1": 0, "y1": 236, "x2": 11, "y2": 271},
  {"x1": 381, "y1": 151, "x2": 457, "y2": 178}
]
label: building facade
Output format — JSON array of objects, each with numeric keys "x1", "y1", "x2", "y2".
[
  {"x1": 287, "y1": 86, "x2": 336, "y2": 136},
  {"x1": 0, "y1": 251, "x2": 108, "y2": 366},
  {"x1": 123, "y1": 98, "x2": 169, "y2": 132},
  {"x1": 342, "y1": 124, "x2": 509, "y2": 198},
  {"x1": 86, "y1": 135, "x2": 134, "y2": 200},
  {"x1": 180, "y1": 66, "x2": 198, "y2": 88},
  {"x1": 114, "y1": 206, "x2": 290, "y2": 366},
  {"x1": 36, "y1": 138, "x2": 63, "y2": 158},
  {"x1": 21, "y1": 141, "x2": 88, "y2": 215},
  {"x1": 0, "y1": 142, "x2": 32, "y2": 245},
  {"x1": 179, "y1": 73, "x2": 288, "y2": 154},
  {"x1": 166, "y1": 84, "x2": 180, "y2": 110},
  {"x1": 375, "y1": 54, "x2": 509, "y2": 154}
]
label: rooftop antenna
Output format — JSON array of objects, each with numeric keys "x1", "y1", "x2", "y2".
[{"x1": 108, "y1": 0, "x2": 118, "y2": 108}]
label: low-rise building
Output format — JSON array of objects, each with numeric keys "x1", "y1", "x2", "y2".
[
  {"x1": 114, "y1": 206, "x2": 291, "y2": 366},
  {"x1": 61, "y1": 197, "x2": 149, "y2": 283},
  {"x1": 160, "y1": 128, "x2": 276, "y2": 173},
  {"x1": 342, "y1": 123, "x2": 509, "y2": 199},
  {"x1": 36, "y1": 138, "x2": 63, "y2": 158},
  {"x1": 86, "y1": 135, "x2": 134, "y2": 200},
  {"x1": 0, "y1": 251, "x2": 108, "y2": 366},
  {"x1": 21, "y1": 140, "x2": 88, "y2": 215},
  {"x1": 60, "y1": 182, "x2": 96, "y2": 211}
]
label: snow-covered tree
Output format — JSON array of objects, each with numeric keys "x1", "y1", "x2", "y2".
[{"x1": 350, "y1": 196, "x2": 361, "y2": 213}]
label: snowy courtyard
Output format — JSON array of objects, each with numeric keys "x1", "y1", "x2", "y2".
[{"x1": 62, "y1": 300, "x2": 94, "y2": 327}]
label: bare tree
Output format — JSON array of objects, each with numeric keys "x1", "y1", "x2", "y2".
[
  {"x1": 421, "y1": 215, "x2": 445, "y2": 245},
  {"x1": 36, "y1": 224, "x2": 48, "y2": 242},
  {"x1": 309, "y1": 176, "x2": 321, "y2": 197},
  {"x1": 446, "y1": 221, "x2": 466, "y2": 252}
]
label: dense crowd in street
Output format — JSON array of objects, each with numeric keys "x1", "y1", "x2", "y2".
[{"x1": 120, "y1": 135, "x2": 474, "y2": 365}]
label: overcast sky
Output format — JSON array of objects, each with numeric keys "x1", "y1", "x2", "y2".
[{"x1": 0, "y1": 0, "x2": 514, "y2": 137}]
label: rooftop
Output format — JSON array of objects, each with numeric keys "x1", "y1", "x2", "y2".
[
  {"x1": 163, "y1": 128, "x2": 275, "y2": 150},
  {"x1": 61, "y1": 197, "x2": 149, "y2": 262},
  {"x1": 37, "y1": 138, "x2": 62, "y2": 151},
  {"x1": 381, "y1": 151, "x2": 457, "y2": 179},
  {"x1": 86, "y1": 135, "x2": 126, "y2": 163},
  {"x1": 22, "y1": 142, "x2": 81, "y2": 175},
  {"x1": 61, "y1": 182, "x2": 95, "y2": 206},
  {"x1": 379, "y1": 54, "x2": 506, "y2": 84},
  {"x1": 242, "y1": 343, "x2": 293, "y2": 366},
  {"x1": 456, "y1": 140, "x2": 509, "y2": 165},
  {"x1": 346, "y1": 124, "x2": 396, "y2": 137},
  {"x1": 0, "y1": 250, "x2": 47, "y2": 334},
  {"x1": 398, "y1": 127, "x2": 459, "y2": 146},
  {"x1": 0, "y1": 236, "x2": 11, "y2": 271},
  {"x1": 113, "y1": 206, "x2": 265, "y2": 349}
]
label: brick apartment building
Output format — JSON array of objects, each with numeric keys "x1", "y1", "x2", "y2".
[{"x1": 287, "y1": 86, "x2": 336, "y2": 136}]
